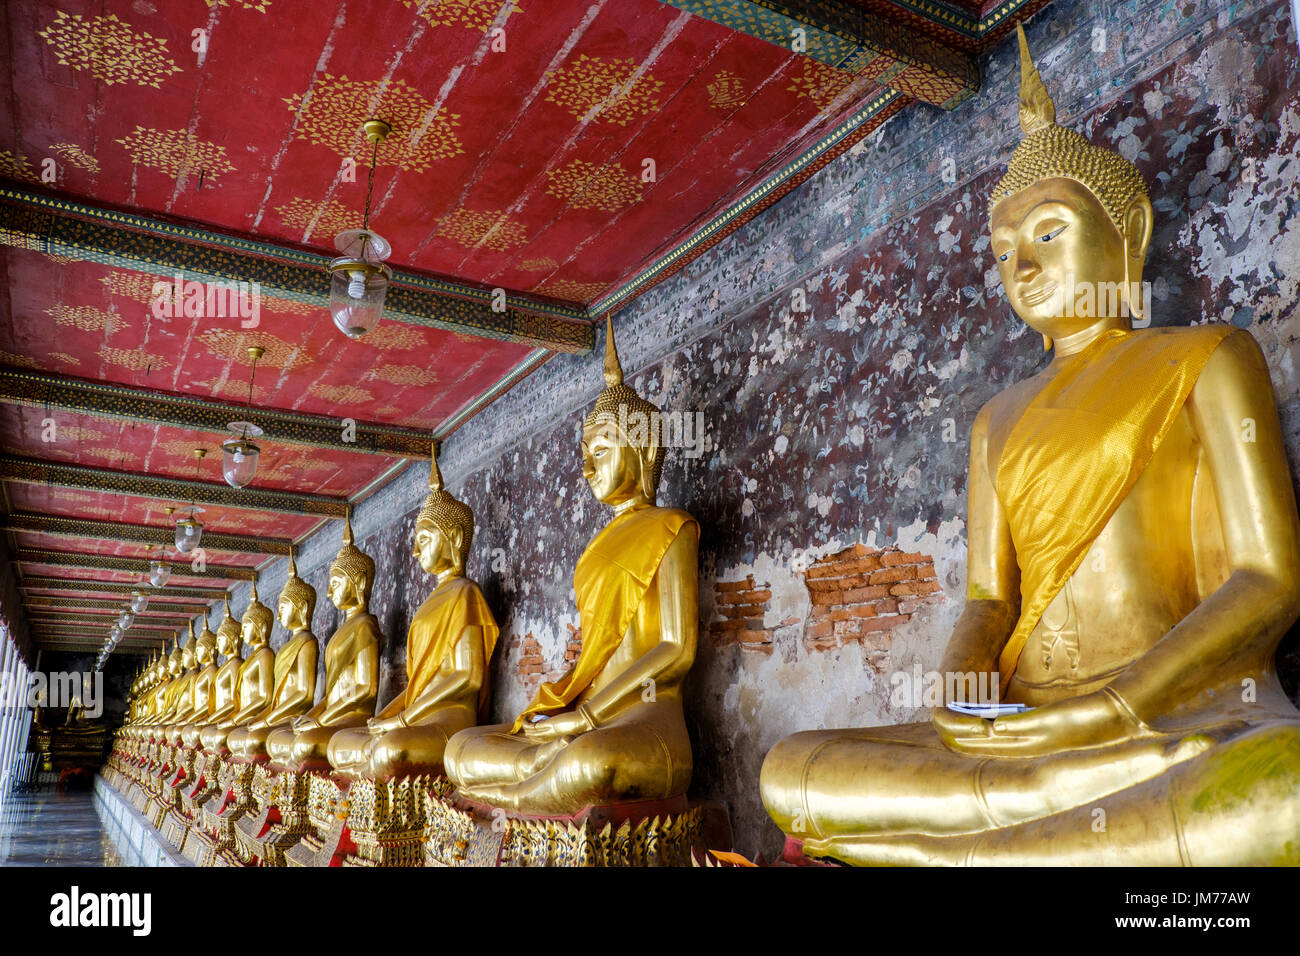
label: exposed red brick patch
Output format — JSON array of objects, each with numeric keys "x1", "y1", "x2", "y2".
[
  {"x1": 709, "y1": 574, "x2": 775, "y2": 654},
  {"x1": 801, "y1": 544, "x2": 943, "y2": 666},
  {"x1": 563, "y1": 623, "x2": 583, "y2": 666},
  {"x1": 517, "y1": 632, "x2": 546, "y2": 684}
]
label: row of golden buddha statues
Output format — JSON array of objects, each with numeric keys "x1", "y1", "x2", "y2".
[{"x1": 104, "y1": 27, "x2": 1300, "y2": 866}]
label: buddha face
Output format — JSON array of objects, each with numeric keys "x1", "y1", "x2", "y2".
[
  {"x1": 217, "y1": 630, "x2": 236, "y2": 658},
  {"x1": 194, "y1": 640, "x2": 213, "y2": 667},
  {"x1": 414, "y1": 522, "x2": 458, "y2": 576},
  {"x1": 990, "y1": 177, "x2": 1151, "y2": 341},
  {"x1": 582, "y1": 420, "x2": 646, "y2": 506},
  {"x1": 181, "y1": 645, "x2": 195, "y2": 670},
  {"x1": 241, "y1": 615, "x2": 268, "y2": 647},
  {"x1": 278, "y1": 596, "x2": 304, "y2": 631},
  {"x1": 329, "y1": 570, "x2": 358, "y2": 611}
]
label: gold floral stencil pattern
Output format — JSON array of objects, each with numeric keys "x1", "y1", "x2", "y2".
[
  {"x1": 188, "y1": 380, "x2": 270, "y2": 403},
  {"x1": 115, "y1": 127, "x2": 236, "y2": 181},
  {"x1": 284, "y1": 74, "x2": 464, "y2": 172},
  {"x1": 45, "y1": 303, "x2": 122, "y2": 334},
  {"x1": 402, "y1": 0, "x2": 521, "y2": 32},
  {"x1": 545, "y1": 55, "x2": 665, "y2": 127},
  {"x1": 0, "y1": 151, "x2": 40, "y2": 184},
  {"x1": 196, "y1": 329, "x2": 313, "y2": 371},
  {"x1": 97, "y1": 346, "x2": 168, "y2": 372},
  {"x1": 787, "y1": 60, "x2": 856, "y2": 112},
  {"x1": 531, "y1": 279, "x2": 607, "y2": 302},
  {"x1": 362, "y1": 323, "x2": 426, "y2": 351},
  {"x1": 0, "y1": 350, "x2": 37, "y2": 368},
  {"x1": 100, "y1": 270, "x2": 170, "y2": 304},
  {"x1": 50, "y1": 143, "x2": 100, "y2": 173},
  {"x1": 545, "y1": 159, "x2": 643, "y2": 212},
  {"x1": 308, "y1": 383, "x2": 374, "y2": 405},
  {"x1": 707, "y1": 70, "x2": 746, "y2": 111},
  {"x1": 205, "y1": 0, "x2": 272, "y2": 13},
  {"x1": 435, "y1": 207, "x2": 527, "y2": 251},
  {"x1": 48, "y1": 352, "x2": 82, "y2": 366},
  {"x1": 38, "y1": 12, "x2": 183, "y2": 88},
  {"x1": 274, "y1": 197, "x2": 358, "y2": 240},
  {"x1": 518, "y1": 256, "x2": 558, "y2": 272},
  {"x1": 369, "y1": 364, "x2": 438, "y2": 386}
]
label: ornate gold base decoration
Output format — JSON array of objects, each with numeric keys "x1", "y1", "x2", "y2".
[
  {"x1": 160, "y1": 807, "x2": 192, "y2": 854},
  {"x1": 423, "y1": 785, "x2": 731, "y2": 867},
  {"x1": 285, "y1": 774, "x2": 350, "y2": 867},
  {"x1": 342, "y1": 775, "x2": 429, "y2": 867},
  {"x1": 233, "y1": 768, "x2": 315, "y2": 866},
  {"x1": 179, "y1": 749, "x2": 223, "y2": 818}
]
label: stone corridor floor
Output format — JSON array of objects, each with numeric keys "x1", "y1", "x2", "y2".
[{"x1": 0, "y1": 788, "x2": 121, "y2": 866}]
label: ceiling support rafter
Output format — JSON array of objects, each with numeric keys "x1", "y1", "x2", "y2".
[
  {"x1": 25, "y1": 596, "x2": 209, "y2": 614},
  {"x1": 19, "y1": 577, "x2": 228, "y2": 600},
  {"x1": 0, "y1": 367, "x2": 434, "y2": 460},
  {"x1": 14, "y1": 547, "x2": 256, "y2": 582},
  {"x1": 1, "y1": 510, "x2": 291, "y2": 555},
  {"x1": 0, "y1": 454, "x2": 349, "y2": 518},
  {"x1": 0, "y1": 187, "x2": 594, "y2": 353}
]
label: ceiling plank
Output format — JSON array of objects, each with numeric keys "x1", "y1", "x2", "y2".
[
  {"x1": 1, "y1": 511, "x2": 291, "y2": 555},
  {"x1": 0, "y1": 454, "x2": 348, "y2": 517},
  {"x1": 655, "y1": 0, "x2": 978, "y2": 108},
  {"x1": 0, "y1": 367, "x2": 433, "y2": 459},
  {"x1": 14, "y1": 547, "x2": 256, "y2": 581},
  {"x1": 20, "y1": 577, "x2": 228, "y2": 600},
  {"x1": 0, "y1": 187, "x2": 595, "y2": 354},
  {"x1": 25, "y1": 596, "x2": 208, "y2": 614}
]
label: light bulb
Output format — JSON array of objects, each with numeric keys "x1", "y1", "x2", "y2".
[{"x1": 348, "y1": 271, "x2": 367, "y2": 298}]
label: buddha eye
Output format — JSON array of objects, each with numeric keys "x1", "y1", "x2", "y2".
[
  {"x1": 1036, "y1": 225, "x2": 1067, "y2": 243},
  {"x1": 998, "y1": 251, "x2": 1011, "y2": 262}
]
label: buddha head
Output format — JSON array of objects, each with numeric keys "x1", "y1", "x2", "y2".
[
  {"x1": 277, "y1": 550, "x2": 317, "y2": 632},
  {"x1": 180, "y1": 640, "x2": 196, "y2": 672},
  {"x1": 192, "y1": 619, "x2": 217, "y2": 667},
  {"x1": 582, "y1": 316, "x2": 665, "y2": 508},
  {"x1": 242, "y1": 579, "x2": 274, "y2": 648},
  {"x1": 328, "y1": 511, "x2": 375, "y2": 615},
  {"x1": 216, "y1": 594, "x2": 242, "y2": 659},
  {"x1": 414, "y1": 442, "x2": 474, "y2": 578},
  {"x1": 988, "y1": 24, "x2": 1153, "y2": 347}
]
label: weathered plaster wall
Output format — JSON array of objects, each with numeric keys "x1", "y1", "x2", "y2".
[{"x1": 213, "y1": 0, "x2": 1300, "y2": 858}]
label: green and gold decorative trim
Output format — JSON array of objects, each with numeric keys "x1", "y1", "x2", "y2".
[
  {"x1": 19, "y1": 576, "x2": 227, "y2": 600},
  {"x1": 24, "y1": 596, "x2": 209, "y2": 615},
  {"x1": 0, "y1": 368, "x2": 433, "y2": 460},
  {"x1": 28, "y1": 613, "x2": 192, "y2": 629},
  {"x1": 433, "y1": 349, "x2": 554, "y2": 439},
  {"x1": 14, "y1": 547, "x2": 256, "y2": 582},
  {"x1": 0, "y1": 454, "x2": 348, "y2": 518},
  {"x1": 1, "y1": 511, "x2": 291, "y2": 555},
  {"x1": 0, "y1": 188, "x2": 594, "y2": 354}
]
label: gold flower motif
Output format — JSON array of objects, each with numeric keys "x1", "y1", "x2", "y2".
[
  {"x1": 787, "y1": 60, "x2": 856, "y2": 111},
  {"x1": 707, "y1": 70, "x2": 746, "y2": 111},
  {"x1": 49, "y1": 352, "x2": 81, "y2": 366},
  {"x1": 402, "y1": 0, "x2": 521, "y2": 32},
  {"x1": 263, "y1": 297, "x2": 320, "y2": 316},
  {"x1": 0, "y1": 350, "x2": 38, "y2": 368},
  {"x1": 308, "y1": 384, "x2": 374, "y2": 405},
  {"x1": 53, "y1": 427, "x2": 107, "y2": 444},
  {"x1": 42, "y1": 253, "x2": 75, "y2": 265},
  {"x1": 274, "y1": 197, "x2": 357, "y2": 241},
  {"x1": 361, "y1": 323, "x2": 426, "y2": 351},
  {"x1": 518, "y1": 256, "x2": 558, "y2": 272},
  {"x1": 99, "y1": 270, "x2": 169, "y2": 304},
  {"x1": 0, "y1": 151, "x2": 40, "y2": 184},
  {"x1": 545, "y1": 54, "x2": 665, "y2": 127},
  {"x1": 369, "y1": 365, "x2": 437, "y2": 387},
  {"x1": 79, "y1": 447, "x2": 141, "y2": 465},
  {"x1": 205, "y1": 0, "x2": 272, "y2": 12},
  {"x1": 50, "y1": 143, "x2": 100, "y2": 173},
  {"x1": 45, "y1": 303, "x2": 122, "y2": 333},
  {"x1": 435, "y1": 207, "x2": 527, "y2": 251},
  {"x1": 115, "y1": 126, "x2": 236, "y2": 181},
  {"x1": 97, "y1": 346, "x2": 168, "y2": 372},
  {"x1": 196, "y1": 329, "x2": 313, "y2": 371},
  {"x1": 189, "y1": 380, "x2": 270, "y2": 402},
  {"x1": 545, "y1": 159, "x2": 643, "y2": 212},
  {"x1": 37, "y1": 11, "x2": 183, "y2": 89},
  {"x1": 531, "y1": 279, "x2": 607, "y2": 302},
  {"x1": 283, "y1": 74, "x2": 464, "y2": 173}
]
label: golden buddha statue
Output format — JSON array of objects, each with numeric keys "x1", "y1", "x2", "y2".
[
  {"x1": 267, "y1": 513, "x2": 383, "y2": 772},
  {"x1": 445, "y1": 318, "x2": 700, "y2": 815},
  {"x1": 227, "y1": 552, "x2": 320, "y2": 761},
  {"x1": 328, "y1": 444, "x2": 500, "y2": 781},
  {"x1": 154, "y1": 641, "x2": 199, "y2": 746},
  {"x1": 759, "y1": 24, "x2": 1300, "y2": 866},
  {"x1": 178, "y1": 621, "x2": 218, "y2": 749},
  {"x1": 200, "y1": 582, "x2": 274, "y2": 753}
]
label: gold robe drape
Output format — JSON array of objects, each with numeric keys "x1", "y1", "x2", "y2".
[
  {"x1": 405, "y1": 576, "x2": 499, "y2": 722},
  {"x1": 511, "y1": 506, "x2": 698, "y2": 732},
  {"x1": 994, "y1": 325, "x2": 1232, "y2": 684}
]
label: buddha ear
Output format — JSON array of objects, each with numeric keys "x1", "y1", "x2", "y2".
[
  {"x1": 1121, "y1": 194, "x2": 1153, "y2": 266},
  {"x1": 638, "y1": 442, "x2": 660, "y2": 501}
]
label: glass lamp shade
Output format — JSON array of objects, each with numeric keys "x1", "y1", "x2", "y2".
[
  {"x1": 175, "y1": 510, "x2": 205, "y2": 554},
  {"x1": 148, "y1": 560, "x2": 172, "y2": 588},
  {"x1": 129, "y1": 591, "x2": 149, "y2": 614},
  {"x1": 117, "y1": 612, "x2": 134, "y2": 629},
  {"x1": 327, "y1": 228, "x2": 392, "y2": 339},
  {"x1": 222, "y1": 422, "x2": 263, "y2": 488}
]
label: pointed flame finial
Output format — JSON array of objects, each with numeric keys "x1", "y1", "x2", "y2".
[
  {"x1": 187, "y1": 618, "x2": 194, "y2": 640},
  {"x1": 288, "y1": 547, "x2": 298, "y2": 577},
  {"x1": 429, "y1": 441, "x2": 444, "y2": 494},
  {"x1": 1017, "y1": 22, "x2": 1056, "y2": 135},
  {"x1": 343, "y1": 506, "x2": 354, "y2": 546},
  {"x1": 250, "y1": 577, "x2": 259, "y2": 602},
  {"x1": 603, "y1": 314, "x2": 623, "y2": 388}
]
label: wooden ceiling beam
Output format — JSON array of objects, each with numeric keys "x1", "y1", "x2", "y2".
[
  {"x1": 20, "y1": 577, "x2": 227, "y2": 600},
  {"x1": 14, "y1": 547, "x2": 256, "y2": 581},
  {"x1": 1, "y1": 510, "x2": 291, "y2": 555},
  {"x1": 25, "y1": 596, "x2": 209, "y2": 614}
]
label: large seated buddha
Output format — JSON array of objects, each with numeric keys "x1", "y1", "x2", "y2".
[
  {"x1": 227, "y1": 553, "x2": 319, "y2": 762},
  {"x1": 329, "y1": 444, "x2": 499, "y2": 781},
  {"x1": 267, "y1": 513, "x2": 384, "y2": 772},
  {"x1": 445, "y1": 318, "x2": 700, "y2": 815},
  {"x1": 759, "y1": 25, "x2": 1300, "y2": 866}
]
